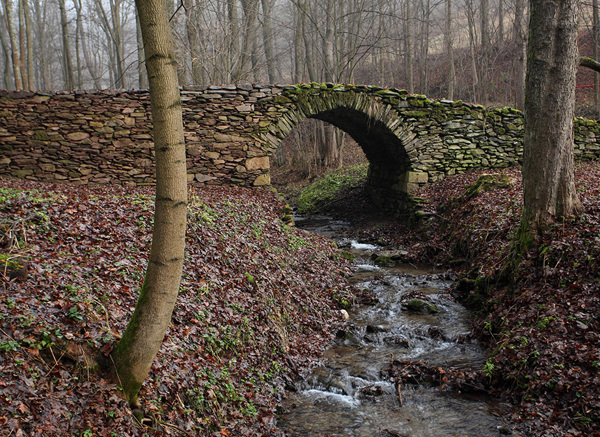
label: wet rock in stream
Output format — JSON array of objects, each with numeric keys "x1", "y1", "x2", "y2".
[{"x1": 403, "y1": 298, "x2": 439, "y2": 314}]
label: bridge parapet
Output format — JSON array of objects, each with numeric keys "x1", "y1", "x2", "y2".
[{"x1": 0, "y1": 84, "x2": 599, "y2": 214}]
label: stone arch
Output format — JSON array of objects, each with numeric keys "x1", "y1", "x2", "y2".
[{"x1": 260, "y1": 90, "x2": 424, "y2": 212}]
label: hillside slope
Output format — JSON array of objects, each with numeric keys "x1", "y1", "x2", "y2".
[{"x1": 0, "y1": 179, "x2": 354, "y2": 436}]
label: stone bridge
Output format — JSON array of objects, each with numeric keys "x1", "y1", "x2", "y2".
[{"x1": 1, "y1": 83, "x2": 599, "y2": 212}]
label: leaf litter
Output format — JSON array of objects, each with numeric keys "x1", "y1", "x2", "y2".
[{"x1": 0, "y1": 179, "x2": 354, "y2": 436}]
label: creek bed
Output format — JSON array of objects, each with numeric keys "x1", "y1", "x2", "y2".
[{"x1": 277, "y1": 216, "x2": 510, "y2": 437}]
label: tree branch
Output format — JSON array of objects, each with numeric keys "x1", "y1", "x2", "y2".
[{"x1": 580, "y1": 56, "x2": 600, "y2": 73}]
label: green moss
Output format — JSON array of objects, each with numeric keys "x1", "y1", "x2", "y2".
[
  {"x1": 374, "y1": 255, "x2": 395, "y2": 267},
  {"x1": 405, "y1": 110, "x2": 429, "y2": 117},
  {"x1": 273, "y1": 95, "x2": 292, "y2": 104},
  {"x1": 462, "y1": 174, "x2": 513, "y2": 200},
  {"x1": 406, "y1": 299, "x2": 439, "y2": 314}
]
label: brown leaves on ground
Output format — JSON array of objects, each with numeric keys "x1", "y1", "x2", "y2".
[{"x1": 0, "y1": 179, "x2": 354, "y2": 436}]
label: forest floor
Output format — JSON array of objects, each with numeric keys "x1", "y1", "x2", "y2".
[
  {"x1": 1, "y1": 160, "x2": 599, "y2": 436},
  {"x1": 0, "y1": 178, "x2": 356, "y2": 436}
]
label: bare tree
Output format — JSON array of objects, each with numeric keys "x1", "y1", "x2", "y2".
[
  {"x1": 94, "y1": 0, "x2": 128, "y2": 88},
  {"x1": 1, "y1": 0, "x2": 22, "y2": 90},
  {"x1": 522, "y1": 0, "x2": 582, "y2": 233},
  {"x1": 446, "y1": 0, "x2": 456, "y2": 99},
  {"x1": 112, "y1": 0, "x2": 188, "y2": 405},
  {"x1": 58, "y1": 0, "x2": 74, "y2": 90}
]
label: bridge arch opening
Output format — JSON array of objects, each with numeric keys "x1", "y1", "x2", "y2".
[
  {"x1": 270, "y1": 118, "x2": 367, "y2": 184},
  {"x1": 263, "y1": 95, "x2": 422, "y2": 214}
]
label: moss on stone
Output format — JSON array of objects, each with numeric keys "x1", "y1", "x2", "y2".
[
  {"x1": 408, "y1": 99, "x2": 425, "y2": 107},
  {"x1": 405, "y1": 298, "x2": 439, "y2": 314},
  {"x1": 405, "y1": 110, "x2": 429, "y2": 117},
  {"x1": 374, "y1": 255, "x2": 395, "y2": 267},
  {"x1": 463, "y1": 173, "x2": 513, "y2": 200},
  {"x1": 338, "y1": 250, "x2": 356, "y2": 262},
  {"x1": 273, "y1": 95, "x2": 292, "y2": 104}
]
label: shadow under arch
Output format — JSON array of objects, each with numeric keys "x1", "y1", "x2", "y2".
[{"x1": 261, "y1": 91, "x2": 422, "y2": 213}]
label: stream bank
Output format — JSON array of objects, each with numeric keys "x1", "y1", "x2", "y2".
[
  {"x1": 279, "y1": 162, "x2": 600, "y2": 436},
  {"x1": 277, "y1": 216, "x2": 511, "y2": 436}
]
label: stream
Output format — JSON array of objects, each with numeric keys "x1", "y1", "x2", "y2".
[{"x1": 277, "y1": 216, "x2": 510, "y2": 437}]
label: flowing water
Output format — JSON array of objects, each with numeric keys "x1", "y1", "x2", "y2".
[{"x1": 277, "y1": 217, "x2": 510, "y2": 437}]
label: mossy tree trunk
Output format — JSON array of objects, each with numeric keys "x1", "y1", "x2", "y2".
[
  {"x1": 522, "y1": 0, "x2": 582, "y2": 234},
  {"x1": 112, "y1": 0, "x2": 187, "y2": 405}
]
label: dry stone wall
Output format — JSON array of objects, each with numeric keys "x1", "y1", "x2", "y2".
[
  {"x1": 0, "y1": 84, "x2": 599, "y2": 200},
  {"x1": 0, "y1": 85, "x2": 287, "y2": 187}
]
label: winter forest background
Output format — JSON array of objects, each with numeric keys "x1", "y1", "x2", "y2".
[{"x1": 2, "y1": 0, "x2": 600, "y2": 115}]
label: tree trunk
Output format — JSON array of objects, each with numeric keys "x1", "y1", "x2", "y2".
[
  {"x1": 498, "y1": 0, "x2": 504, "y2": 43},
  {"x1": 32, "y1": 0, "x2": 48, "y2": 89},
  {"x1": 594, "y1": 0, "x2": 599, "y2": 116},
  {"x1": 522, "y1": 0, "x2": 582, "y2": 232},
  {"x1": 185, "y1": 0, "x2": 203, "y2": 85},
  {"x1": 302, "y1": 0, "x2": 316, "y2": 81},
  {"x1": 480, "y1": 0, "x2": 489, "y2": 105},
  {"x1": 446, "y1": 0, "x2": 455, "y2": 99},
  {"x1": 112, "y1": 0, "x2": 187, "y2": 405},
  {"x1": 418, "y1": 0, "x2": 430, "y2": 94},
  {"x1": 2, "y1": 0, "x2": 22, "y2": 90},
  {"x1": 261, "y1": 0, "x2": 276, "y2": 83},
  {"x1": 514, "y1": 0, "x2": 526, "y2": 110},
  {"x1": 465, "y1": 0, "x2": 478, "y2": 102},
  {"x1": 235, "y1": 0, "x2": 260, "y2": 81},
  {"x1": 292, "y1": 1, "x2": 304, "y2": 82},
  {"x1": 322, "y1": 0, "x2": 334, "y2": 82},
  {"x1": 76, "y1": 0, "x2": 102, "y2": 89},
  {"x1": 136, "y1": 8, "x2": 148, "y2": 88},
  {"x1": 17, "y1": 0, "x2": 27, "y2": 89},
  {"x1": 74, "y1": 0, "x2": 83, "y2": 89},
  {"x1": 58, "y1": 0, "x2": 74, "y2": 90},
  {"x1": 405, "y1": 0, "x2": 414, "y2": 93},
  {"x1": 0, "y1": 11, "x2": 11, "y2": 89}
]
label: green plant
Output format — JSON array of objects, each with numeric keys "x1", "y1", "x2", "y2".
[
  {"x1": 483, "y1": 359, "x2": 495, "y2": 378},
  {"x1": 573, "y1": 413, "x2": 592, "y2": 425},
  {"x1": 537, "y1": 315, "x2": 556, "y2": 329},
  {"x1": 67, "y1": 306, "x2": 84, "y2": 321},
  {"x1": 6, "y1": 297, "x2": 16, "y2": 309},
  {"x1": 0, "y1": 339, "x2": 20, "y2": 352},
  {"x1": 18, "y1": 314, "x2": 35, "y2": 328},
  {"x1": 65, "y1": 284, "x2": 79, "y2": 295},
  {"x1": 296, "y1": 164, "x2": 368, "y2": 214}
]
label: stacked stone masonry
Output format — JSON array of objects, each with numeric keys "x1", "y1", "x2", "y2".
[{"x1": 0, "y1": 83, "x2": 598, "y2": 196}]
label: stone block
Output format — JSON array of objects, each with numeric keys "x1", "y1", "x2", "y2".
[
  {"x1": 236, "y1": 104, "x2": 253, "y2": 112},
  {"x1": 196, "y1": 173, "x2": 216, "y2": 183},
  {"x1": 407, "y1": 171, "x2": 428, "y2": 184},
  {"x1": 67, "y1": 132, "x2": 90, "y2": 141},
  {"x1": 252, "y1": 173, "x2": 271, "y2": 186},
  {"x1": 245, "y1": 156, "x2": 270, "y2": 171},
  {"x1": 12, "y1": 169, "x2": 33, "y2": 178}
]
